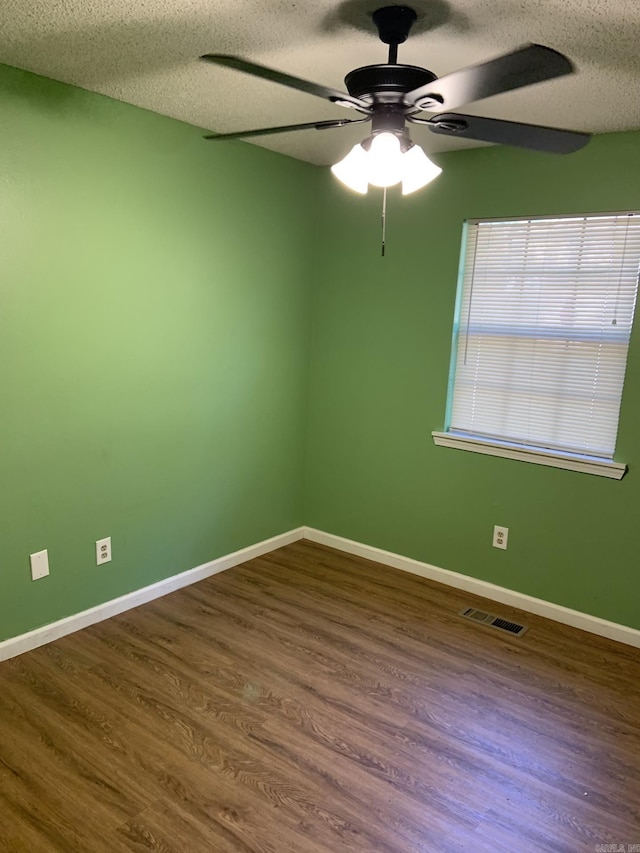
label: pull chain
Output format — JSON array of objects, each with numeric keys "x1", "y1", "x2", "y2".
[{"x1": 381, "y1": 186, "x2": 387, "y2": 257}]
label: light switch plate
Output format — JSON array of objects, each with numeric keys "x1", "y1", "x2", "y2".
[{"x1": 30, "y1": 549, "x2": 50, "y2": 580}]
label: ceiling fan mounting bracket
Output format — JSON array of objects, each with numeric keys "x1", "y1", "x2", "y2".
[
  {"x1": 433, "y1": 117, "x2": 468, "y2": 133},
  {"x1": 372, "y1": 6, "x2": 418, "y2": 45}
]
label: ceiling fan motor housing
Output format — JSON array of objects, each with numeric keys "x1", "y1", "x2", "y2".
[{"x1": 345, "y1": 64, "x2": 436, "y2": 105}]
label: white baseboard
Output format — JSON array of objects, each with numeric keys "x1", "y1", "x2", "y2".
[
  {"x1": 0, "y1": 527, "x2": 304, "y2": 662},
  {"x1": 4, "y1": 524, "x2": 638, "y2": 661},
  {"x1": 303, "y1": 527, "x2": 640, "y2": 650}
]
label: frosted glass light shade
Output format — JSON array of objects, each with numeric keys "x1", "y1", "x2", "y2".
[
  {"x1": 331, "y1": 133, "x2": 442, "y2": 196},
  {"x1": 330, "y1": 143, "x2": 369, "y2": 194},
  {"x1": 401, "y1": 144, "x2": 442, "y2": 195}
]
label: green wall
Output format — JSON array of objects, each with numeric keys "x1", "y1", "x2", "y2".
[
  {"x1": 3, "y1": 59, "x2": 639, "y2": 643},
  {"x1": 305, "y1": 130, "x2": 640, "y2": 630},
  {"x1": 0, "y1": 64, "x2": 318, "y2": 641}
]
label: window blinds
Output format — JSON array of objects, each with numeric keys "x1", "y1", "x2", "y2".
[{"x1": 448, "y1": 213, "x2": 640, "y2": 459}]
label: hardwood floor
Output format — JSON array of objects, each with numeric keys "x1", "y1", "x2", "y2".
[{"x1": 1, "y1": 540, "x2": 639, "y2": 852}]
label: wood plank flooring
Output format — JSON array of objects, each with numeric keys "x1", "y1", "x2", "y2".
[{"x1": 1, "y1": 539, "x2": 639, "y2": 852}]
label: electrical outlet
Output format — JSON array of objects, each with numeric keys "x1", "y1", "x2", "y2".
[
  {"x1": 30, "y1": 549, "x2": 50, "y2": 580},
  {"x1": 493, "y1": 525, "x2": 509, "y2": 550},
  {"x1": 96, "y1": 537, "x2": 111, "y2": 565}
]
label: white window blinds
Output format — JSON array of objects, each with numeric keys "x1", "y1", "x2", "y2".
[{"x1": 448, "y1": 213, "x2": 640, "y2": 459}]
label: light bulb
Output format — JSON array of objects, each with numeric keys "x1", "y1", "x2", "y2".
[
  {"x1": 367, "y1": 133, "x2": 404, "y2": 188},
  {"x1": 401, "y1": 144, "x2": 442, "y2": 195},
  {"x1": 331, "y1": 143, "x2": 369, "y2": 194}
]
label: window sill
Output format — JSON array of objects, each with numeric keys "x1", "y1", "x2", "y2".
[{"x1": 431, "y1": 431, "x2": 627, "y2": 480}]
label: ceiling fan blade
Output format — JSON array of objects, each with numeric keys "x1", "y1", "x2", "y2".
[
  {"x1": 204, "y1": 117, "x2": 370, "y2": 141},
  {"x1": 201, "y1": 55, "x2": 372, "y2": 115},
  {"x1": 404, "y1": 44, "x2": 574, "y2": 112},
  {"x1": 409, "y1": 112, "x2": 590, "y2": 154}
]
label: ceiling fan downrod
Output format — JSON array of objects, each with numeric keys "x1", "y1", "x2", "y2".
[{"x1": 372, "y1": 6, "x2": 418, "y2": 64}]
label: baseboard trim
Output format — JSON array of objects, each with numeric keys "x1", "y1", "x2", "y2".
[
  {"x1": 5, "y1": 524, "x2": 637, "y2": 660},
  {"x1": 303, "y1": 527, "x2": 640, "y2": 650},
  {"x1": 0, "y1": 527, "x2": 304, "y2": 662}
]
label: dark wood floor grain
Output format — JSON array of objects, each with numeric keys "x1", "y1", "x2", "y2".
[{"x1": 1, "y1": 540, "x2": 639, "y2": 852}]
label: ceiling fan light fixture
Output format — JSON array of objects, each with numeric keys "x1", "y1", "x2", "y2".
[
  {"x1": 401, "y1": 143, "x2": 442, "y2": 195},
  {"x1": 331, "y1": 132, "x2": 442, "y2": 195}
]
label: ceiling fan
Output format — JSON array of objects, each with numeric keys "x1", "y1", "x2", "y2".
[{"x1": 200, "y1": 5, "x2": 590, "y2": 196}]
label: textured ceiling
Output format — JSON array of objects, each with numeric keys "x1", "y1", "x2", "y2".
[{"x1": 1, "y1": 0, "x2": 639, "y2": 166}]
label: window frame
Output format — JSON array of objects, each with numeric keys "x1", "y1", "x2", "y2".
[{"x1": 432, "y1": 210, "x2": 640, "y2": 480}]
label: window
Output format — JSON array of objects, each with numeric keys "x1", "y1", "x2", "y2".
[{"x1": 433, "y1": 212, "x2": 640, "y2": 479}]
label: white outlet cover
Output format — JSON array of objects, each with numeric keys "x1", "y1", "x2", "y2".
[
  {"x1": 30, "y1": 549, "x2": 50, "y2": 580},
  {"x1": 96, "y1": 536, "x2": 112, "y2": 565},
  {"x1": 493, "y1": 526, "x2": 509, "y2": 550}
]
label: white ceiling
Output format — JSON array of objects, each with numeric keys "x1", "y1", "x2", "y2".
[{"x1": 1, "y1": 0, "x2": 639, "y2": 166}]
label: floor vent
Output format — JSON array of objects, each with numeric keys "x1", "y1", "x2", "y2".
[{"x1": 459, "y1": 607, "x2": 528, "y2": 637}]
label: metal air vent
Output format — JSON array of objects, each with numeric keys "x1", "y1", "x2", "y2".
[{"x1": 459, "y1": 607, "x2": 528, "y2": 637}]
